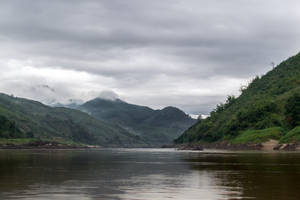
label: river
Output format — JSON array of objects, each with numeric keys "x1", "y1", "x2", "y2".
[{"x1": 1, "y1": 148, "x2": 300, "y2": 200}]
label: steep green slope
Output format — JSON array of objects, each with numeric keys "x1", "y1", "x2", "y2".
[
  {"x1": 0, "y1": 93, "x2": 145, "y2": 147},
  {"x1": 79, "y1": 98, "x2": 196, "y2": 145},
  {"x1": 175, "y1": 52, "x2": 300, "y2": 144}
]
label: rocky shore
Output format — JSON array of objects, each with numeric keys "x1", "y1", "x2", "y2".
[{"x1": 163, "y1": 141, "x2": 300, "y2": 151}]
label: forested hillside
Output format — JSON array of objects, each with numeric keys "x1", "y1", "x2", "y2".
[
  {"x1": 0, "y1": 93, "x2": 145, "y2": 147},
  {"x1": 175, "y1": 52, "x2": 300, "y2": 144}
]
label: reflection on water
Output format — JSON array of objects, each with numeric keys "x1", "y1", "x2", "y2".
[{"x1": 1, "y1": 149, "x2": 300, "y2": 200}]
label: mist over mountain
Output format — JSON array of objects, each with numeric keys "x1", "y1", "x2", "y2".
[{"x1": 97, "y1": 90, "x2": 120, "y2": 101}]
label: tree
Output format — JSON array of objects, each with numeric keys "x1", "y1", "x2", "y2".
[
  {"x1": 225, "y1": 95, "x2": 236, "y2": 108},
  {"x1": 271, "y1": 62, "x2": 275, "y2": 69},
  {"x1": 285, "y1": 93, "x2": 300, "y2": 127}
]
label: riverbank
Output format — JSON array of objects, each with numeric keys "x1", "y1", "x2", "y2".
[
  {"x1": 166, "y1": 140, "x2": 300, "y2": 151},
  {"x1": 0, "y1": 140, "x2": 100, "y2": 149}
]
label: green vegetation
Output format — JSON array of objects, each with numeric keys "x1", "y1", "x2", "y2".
[
  {"x1": 285, "y1": 93, "x2": 300, "y2": 127},
  {"x1": 0, "y1": 93, "x2": 146, "y2": 147},
  {"x1": 175, "y1": 52, "x2": 300, "y2": 145},
  {"x1": 0, "y1": 137, "x2": 86, "y2": 146},
  {"x1": 230, "y1": 127, "x2": 284, "y2": 144},
  {"x1": 280, "y1": 126, "x2": 300, "y2": 143},
  {"x1": 0, "y1": 115, "x2": 23, "y2": 138},
  {"x1": 0, "y1": 138, "x2": 36, "y2": 145},
  {"x1": 0, "y1": 92, "x2": 194, "y2": 147},
  {"x1": 79, "y1": 99, "x2": 196, "y2": 145}
]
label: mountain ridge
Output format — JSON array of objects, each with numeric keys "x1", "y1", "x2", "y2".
[
  {"x1": 0, "y1": 92, "x2": 196, "y2": 147},
  {"x1": 77, "y1": 97, "x2": 196, "y2": 145}
]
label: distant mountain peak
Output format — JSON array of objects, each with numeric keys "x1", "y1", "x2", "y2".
[
  {"x1": 78, "y1": 98, "x2": 196, "y2": 145},
  {"x1": 161, "y1": 106, "x2": 182, "y2": 112},
  {"x1": 95, "y1": 97, "x2": 124, "y2": 103}
]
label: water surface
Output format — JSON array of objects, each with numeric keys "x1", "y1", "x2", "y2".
[{"x1": 1, "y1": 148, "x2": 300, "y2": 200}]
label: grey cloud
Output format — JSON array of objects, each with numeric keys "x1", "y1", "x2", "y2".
[{"x1": 0, "y1": 0, "x2": 299, "y2": 114}]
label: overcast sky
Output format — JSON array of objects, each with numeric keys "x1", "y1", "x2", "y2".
[{"x1": 0, "y1": 0, "x2": 299, "y2": 115}]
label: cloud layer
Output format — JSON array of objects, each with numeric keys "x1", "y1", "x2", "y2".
[{"x1": 0, "y1": 0, "x2": 299, "y2": 114}]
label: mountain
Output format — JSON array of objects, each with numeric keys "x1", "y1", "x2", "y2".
[
  {"x1": 78, "y1": 98, "x2": 196, "y2": 145},
  {"x1": 175, "y1": 52, "x2": 300, "y2": 145},
  {"x1": 0, "y1": 93, "x2": 146, "y2": 147}
]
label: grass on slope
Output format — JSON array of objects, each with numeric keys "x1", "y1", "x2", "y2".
[
  {"x1": 229, "y1": 127, "x2": 285, "y2": 144},
  {"x1": 0, "y1": 138, "x2": 36, "y2": 145},
  {"x1": 0, "y1": 138, "x2": 86, "y2": 147},
  {"x1": 279, "y1": 126, "x2": 300, "y2": 143}
]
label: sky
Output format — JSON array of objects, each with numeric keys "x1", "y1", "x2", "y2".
[{"x1": 0, "y1": 0, "x2": 299, "y2": 115}]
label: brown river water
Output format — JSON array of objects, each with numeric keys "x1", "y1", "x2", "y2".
[{"x1": 0, "y1": 148, "x2": 300, "y2": 200}]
